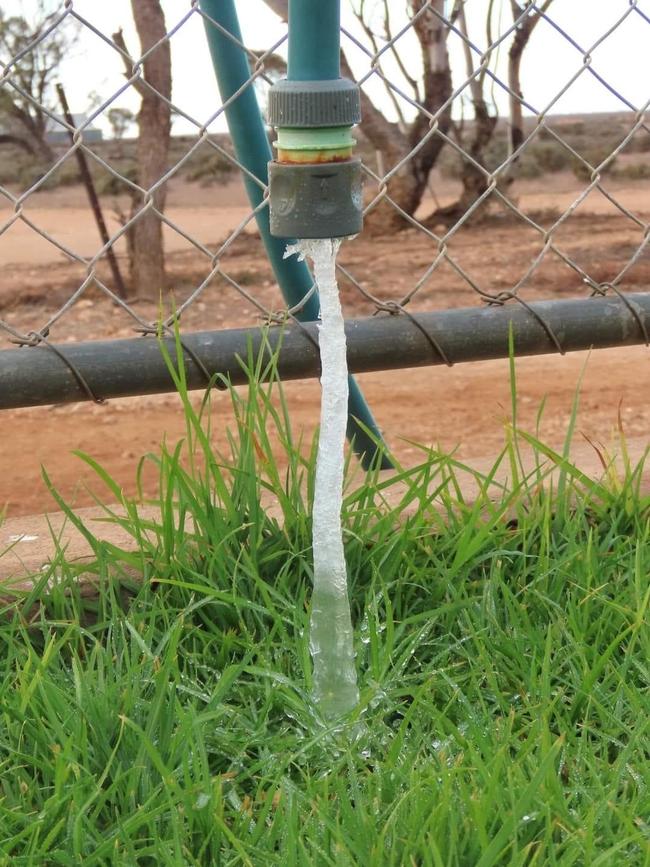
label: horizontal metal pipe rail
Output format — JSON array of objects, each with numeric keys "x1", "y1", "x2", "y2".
[{"x1": 2, "y1": 292, "x2": 649, "y2": 410}]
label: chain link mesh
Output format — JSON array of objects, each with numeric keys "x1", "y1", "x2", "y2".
[{"x1": 1, "y1": 0, "x2": 649, "y2": 396}]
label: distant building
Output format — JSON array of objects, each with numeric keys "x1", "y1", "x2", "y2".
[{"x1": 46, "y1": 113, "x2": 103, "y2": 145}]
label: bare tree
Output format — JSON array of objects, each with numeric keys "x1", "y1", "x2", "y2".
[
  {"x1": 114, "y1": 0, "x2": 171, "y2": 295},
  {"x1": 0, "y1": 3, "x2": 76, "y2": 162},
  {"x1": 425, "y1": 0, "x2": 556, "y2": 224}
]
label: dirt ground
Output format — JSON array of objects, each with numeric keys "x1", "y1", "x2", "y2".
[{"x1": 1, "y1": 171, "x2": 649, "y2": 518}]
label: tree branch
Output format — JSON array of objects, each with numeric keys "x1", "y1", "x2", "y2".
[
  {"x1": 339, "y1": 51, "x2": 405, "y2": 155},
  {"x1": 457, "y1": 2, "x2": 482, "y2": 107},
  {"x1": 112, "y1": 28, "x2": 148, "y2": 98},
  {"x1": 259, "y1": 0, "x2": 288, "y2": 22},
  {"x1": 353, "y1": 2, "x2": 406, "y2": 130},
  {"x1": 0, "y1": 133, "x2": 36, "y2": 154},
  {"x1": 407, "y1": 1, "x2": 453, "y2": 165},
  {"x1": 508, "y1": 0, "x2": 555, "y2": 159},
  {"x1": 382, "y1": 0, "x2": 420, "y2": 104}
]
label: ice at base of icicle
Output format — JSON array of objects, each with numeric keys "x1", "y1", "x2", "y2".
[{"x1": 285, "y1": 238, "x2": 359, "y2": 719}]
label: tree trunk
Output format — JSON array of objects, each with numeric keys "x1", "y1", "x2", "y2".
[
  {"x1": 504, "y1": 0, "x2": 555, "y2": 186},
  {"x1": 424, "y1": 3, "x2": 498, "y2": 228},
  {"x1": 130, "y1": 0, "x2": 171, "y2": 296},
  {"x1": 5, "y1": 103, "x2": 55, "y2": 162},
  {"x1": 425, "y1": 101, "x2": 497, "y2": 227},
  {"x1": 509, "y1": 26, "x2": 527, "y2": 158},
  {"x1": 34, "y1": 138, "x2": 55, "y2": 164},
  {"x1": 364, "y1": 1, "x2": 453, "y2": 234}
]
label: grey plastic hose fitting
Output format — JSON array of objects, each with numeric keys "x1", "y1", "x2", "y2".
[
  {"x1": 269, "y1": 158, "x2": 362, "y2": 239},
  {"x1": 267, "y1": 78, "x2": 361, "y2": 128},
  {"x1": 267, "y1": 77, "x2": 363, "y2": 239}
]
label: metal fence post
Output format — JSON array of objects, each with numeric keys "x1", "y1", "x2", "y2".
[{"x1": 56, "y1": 84, "x2": 128, "y2": 300}]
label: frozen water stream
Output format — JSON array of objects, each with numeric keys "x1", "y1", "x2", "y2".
[{"x1": 286, "y1": 238, "x2": 359, "y2": 719}]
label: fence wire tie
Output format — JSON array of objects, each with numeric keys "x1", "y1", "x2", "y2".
[
  {"x1": 285, "y1": 316, "x2": 322, "y2": 369},
  {"x1": 177, "y1": 337, "x2": 227, "y2": 391},
  {"x1": 375, "y1": 301, "x2": 452, "y2": 367},
  {"x1": 261, "y1": 311, "x2": 289, "y2": 326},
  {"x1": 594, "y1": 283, "x2": 650, "y2": 346},
  {"x1": 11, "y1": 327, "x2": 50, "y2": 345},
  {"x1": 261, "y1": 283, "x2": 317, "y2": 326},
  {"x1": 136, "y1": 322, "x2": 227, "y2": 391},
  {"x1": 13, "y1": 331, "x2": 106, "y2": 404},
  {"x1": 510, "y1": 296, "x2": 566, "y2": 355}
]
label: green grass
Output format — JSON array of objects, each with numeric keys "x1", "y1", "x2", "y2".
[{"x1": 1, "y1": 345, "x2": 649, "y2": 866}]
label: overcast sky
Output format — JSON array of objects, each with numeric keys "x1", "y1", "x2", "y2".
[{"x1": 3, "y1": 1, "x2": 650, "y2": 134}]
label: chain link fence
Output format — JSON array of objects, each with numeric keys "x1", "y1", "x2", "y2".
[{"x1": 1, "y1": 0, "x2": 649, "y2": 411}]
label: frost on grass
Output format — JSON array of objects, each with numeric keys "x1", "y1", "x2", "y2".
[{"x1": 285, "y1": 239, "x2": 359, "y2": 719}]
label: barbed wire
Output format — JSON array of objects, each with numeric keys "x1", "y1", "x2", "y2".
[{"x1": 1, "y1": 0, "x2": 649, "y2": 392}]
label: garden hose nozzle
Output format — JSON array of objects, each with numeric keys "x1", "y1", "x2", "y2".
[{"x1": 268, "y1": 77, "x2": 363, "y2": 239}]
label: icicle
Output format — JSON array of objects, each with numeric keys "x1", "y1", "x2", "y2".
[{"x1": 286, "y1": 238, "x2": 359, "y2": 719}]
